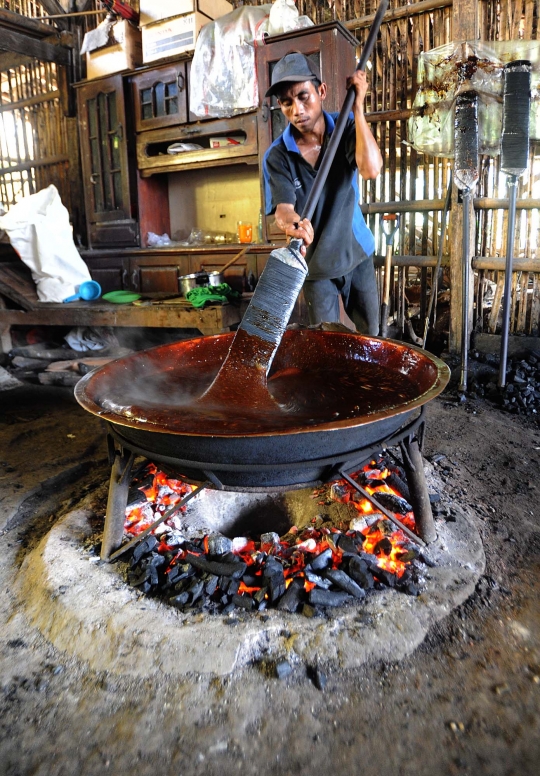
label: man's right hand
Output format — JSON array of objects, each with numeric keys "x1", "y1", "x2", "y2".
[{"x1": 274, "y1": 204, "x2": 314, "y2": 255}]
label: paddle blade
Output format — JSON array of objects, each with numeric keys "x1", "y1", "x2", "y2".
[{"x1": 501, "y1": 61, "x2": 531, "y2": 177}]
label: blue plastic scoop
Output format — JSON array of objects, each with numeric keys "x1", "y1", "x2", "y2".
[{"x1": 63, "y1": 280, "x2": 102, "y2": 303}]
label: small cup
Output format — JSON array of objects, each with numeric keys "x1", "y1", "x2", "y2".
[{"x1": 237, "y1": 221, "x2": 252, "y2": 244}]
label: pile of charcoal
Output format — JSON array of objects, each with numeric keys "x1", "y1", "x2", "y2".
[
  {"x1": 124, "y1": 524, "x2": 427, "y2": 618},
  {"x1": 467, "y1": 350, "x2": 540, "y2": 417}
]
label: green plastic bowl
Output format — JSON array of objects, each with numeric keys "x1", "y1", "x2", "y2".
[{"x1": 102, "y1": 290, "x2": 141, "y2": 304}]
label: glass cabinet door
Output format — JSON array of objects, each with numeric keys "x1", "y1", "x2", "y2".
[{"x1": 131, "y1": 63, "x2": 188, "y2": 131}]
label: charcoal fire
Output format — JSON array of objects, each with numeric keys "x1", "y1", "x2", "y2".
[{"x1": 120, "y1": 459, "x2": 430, "y2": 616}]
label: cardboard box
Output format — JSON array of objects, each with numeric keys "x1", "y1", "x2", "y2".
[
  {"x1": 86, "y1": 20, "x2": 142, "y2": 80},
  {"x1": 209, "y1": 136, "x2": 246, "y2": 148},
  {"x1": 142, "y1": 13, "x2": 210, "y2": 64},
  {"x1": 140, "y1": 0, "x2": 233, "y2": 27}
]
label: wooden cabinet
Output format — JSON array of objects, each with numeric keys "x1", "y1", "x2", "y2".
[
  {"x1": 131, "y1": 61, "x2": 188, "y2": 132},
  {"x1": 256, "y1": 22, "x2": 358, "y2": 241},
  {"x1": 76, "y1": 75, "x2": 139, "y2": 248}
]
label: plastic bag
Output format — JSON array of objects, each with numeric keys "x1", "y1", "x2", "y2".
[
  {"x1": 189, "y1": 6, "x2": 272, "y2": 119},
  {"x1": 267, "y1": 0, "x2": 299, "y2": 36},
  {"x1": 0, "y1": 185, "x2": 91, "y2": 303},
  {"x1": 408, "y1": 40, "x2": 540, "y2": 158}
]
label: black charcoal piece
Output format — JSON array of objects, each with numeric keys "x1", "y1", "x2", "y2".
[
  {"x1": 189, "y1": 580, "x2": 204, "y2": 603},
  {"x1": 372, "y1": 492, "x2": 413, "y2": 514},
  {"x1": 336, "y1": 534, "x2": 360, "y2": 554},
  {"x1": 373, "y1": 537, "x2": 393, "y2": 556},
  {"x1": 207, "y1": 534, "x2": 233, "y2": 556},
  {"x1": 277, "y1": 578, "x2": 304, "y2": 612},
  {"x1": 222, "y1": 603, "x2": 236, "y2": 614},
  {"x1": 429, "y1": 492, "x2": 441, "y2": 504},
  {"x1": 169, "y1": 591, "x2": 189, "y2": 608},
  {"x1": 309, "y1": 589, "x2": 352, "y2": 608},
  {"x1": 373, "y1": 568, "x2": 397, "y2": 587},
  {"x1": 385, "y1": 472, "x2": 411, "y2": 502},
  {"x1": 241, "y1": 574, "x2": 259, "y2": 587},
  {"x1": 311, "y1": 548, "x2": 333, "y2": 571},
  {"x1": 204, "y1": 575, "x2": 219, "y2": 596},
  {"x1": 187, "y1": 555, "x2": 247, "y2": 578},
  {"x1": 129, "y1": 567, "x2": 151, "y2": 587},
  {"x1": 304, "y1": 567, "x2": 332, "y2": 590},
  {"x1": 232, "y1": 593, "x2": 254, "y2": 611},
  {"x1": 308, "y1": 665, "x2": 327, "y2": 691},
  {"x1": 132, "y1": 535, "x2": 158, "y2": 563},
  {"x1": 275, "y1": 661, "x2": 293, "y2": 680},
  {"x1": 254, "y1": 586, "x2": 268, "y2": 604},
  {"x1": 227, "y1": 578, "x2": 240, "y2": 596},
  {"x1": 324, "y1": 569, "x2": 366, "y2": 599},
  {"x1": 348, "y1": 556, "x2": 374, "y2": 589}
]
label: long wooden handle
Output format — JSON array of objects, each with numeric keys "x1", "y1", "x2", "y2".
[{"x1": 202, "y1": 245, "x2": 249, "y2": 274}]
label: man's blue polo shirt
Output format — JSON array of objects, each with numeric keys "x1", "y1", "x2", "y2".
[{"x1": 263, "y1": 111, "x2": 375, "y2": 281}]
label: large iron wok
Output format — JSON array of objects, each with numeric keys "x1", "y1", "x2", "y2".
[{"x1": 75, "y1": 329, "x2": 450, "y2": 489}]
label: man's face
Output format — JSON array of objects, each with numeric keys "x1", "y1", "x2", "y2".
[{"x1": 277, "y1": 80, "x2": 327, "y2": 134}]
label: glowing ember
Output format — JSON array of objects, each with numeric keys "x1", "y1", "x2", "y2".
[{"x1": 121, "y1": 459, "x2": 423, "y2": 614}]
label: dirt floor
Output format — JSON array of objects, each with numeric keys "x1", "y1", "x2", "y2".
[{"x1": 0, "y1": 381, "x2": 539, "y2": 776}]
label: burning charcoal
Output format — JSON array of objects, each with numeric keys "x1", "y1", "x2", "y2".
[
  {"x1": 372, "y1": 492, "x2": 412, "y2": 514},
  {"x1": 324, "y1": 569, "x2": 366, "y2": 599},
  {"x1": 132, "y1": 535, "x2": 159, "y2": 563},
  {"x1": 386, "y1": 472, "x2": 411, "y2": 502},
  {"x1": 232, "y1": 537, "x2": 249, "y2": 553},
  {"x1": 348, "y1": 556, "x2": 374, "y2": 589},
  {"x1": 309, "y1": 589, "x2": 353, "y2": 608},
  {"x1": 169, "y1": 591, "x2": 190, "y2": 608},
  {"x1": 335, "y1": 534, "x2": 360, "y2": 555},
  {"x1": 310, "y1": 548, "x2": 333, "y2": 572},
  {"x1": 204, "y1": 575, "x2": 219, "y2": 596},
  {"x1": 207, "y1": 534, "x2": 233, "y2": 556},
  {"x1": 260, "y1": 532, "x2": 280, "y2": 549},
  {"x1": 373, "y1": 537, "x2": 393, "y2": 556},
  {"x1": 187, "y1": 555, "x2": 247, "y2": 578},
  {"x1": 232, "y1": 593, "x2": 254, "y2": 611},
  {"x1": 275, "y1": 661, "x2": 293, "y2": 680},
  {"x1": 277, "y1": 578, "x2": 304, "y2": 613},
  {"x1": 307, "y1": 665, "x2": 327, "y2": 691},
  {"x1": 304, "y1": 567, "x2": 332, "y2": 590},
  {"x1": 330, "y1": 482, "x2": 349, "y2": 501},
  {"x1": 349, "y1": 513, "x2": 383, "y2": 533}
]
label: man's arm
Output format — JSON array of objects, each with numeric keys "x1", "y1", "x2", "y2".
[
  {"x1": 347, "y1": 69, "x2": 383, "y2": 180},
  {"x1": 274, "y1": 204, "x2": 314, "y2": 248}
]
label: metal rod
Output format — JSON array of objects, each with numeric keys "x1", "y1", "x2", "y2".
[
  {"x1": 459, "y1": 188, "x2": 472, "y2": 393},
  {"x1": 499, "y1": 176, "x2": 519, "y2": 387},
  {"x1": 108, "y1": 482, "x2": 209, "y2": 563},
  {"x1": 422, "y1": 173, "x2": 452, "y2": 348},
  {"x1": 339, "y1": 470, "x2": 426, "y2": 547}
]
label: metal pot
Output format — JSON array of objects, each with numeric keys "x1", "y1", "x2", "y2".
[
  {"x1": 74, "y1": 330, "x2": 450, "y2": 488},
  {"x1": 178, "y1": 271, "x2": 224, "y2": 297}
]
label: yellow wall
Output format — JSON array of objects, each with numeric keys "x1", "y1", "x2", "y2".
[{"x1": 168, "y1": 164, "x2": 262, "y2": 241}]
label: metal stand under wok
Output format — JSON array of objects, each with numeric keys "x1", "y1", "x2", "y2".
[{"x1": 100, "y1": 408, "x2": 437, "y2": 561}]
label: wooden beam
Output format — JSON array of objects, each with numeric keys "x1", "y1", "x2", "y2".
[
  {"x1": 0, "y1": 90, "x2": 59, "y2": 114},
  {"x1": 345, "y1": 0, "x2": 453, "y2": 31},
  {"x1": 0, "y1": 28, "x2": 72, "y2": 66},
  {"x1": 0, "y1": 8, "x2": 63, "y2": 37},
  {"x1": 448, "y1": 1, "x2": 479, "y2": 356},
  {"x1": 0, "y1": 155, "x2": 69, "y2": 176}
]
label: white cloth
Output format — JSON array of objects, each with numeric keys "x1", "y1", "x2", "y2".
[{"x1": 0, "y1": 185, "x2": 91, "y2": 303}]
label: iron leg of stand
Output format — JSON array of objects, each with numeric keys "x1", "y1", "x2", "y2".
[
  {"x1": 400, "y1": 432, "x2": 437, "y2": 544},
  {"x1": 101, "y1": 445, "x2": 135, "y2": 561}
]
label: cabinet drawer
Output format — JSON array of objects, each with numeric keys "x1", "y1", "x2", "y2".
[
  {"x1": 136, "y1": 113, "x2": 258, "y2": 173},
  {"x1": 131, "y1": 62, "x2": 188, "y2": 132}
]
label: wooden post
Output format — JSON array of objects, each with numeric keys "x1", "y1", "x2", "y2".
[{"x1": 449, "y1": 1, "x2": 479, "y2": 354}]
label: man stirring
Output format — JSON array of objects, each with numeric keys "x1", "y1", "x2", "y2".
[{"x1": 263, "y1": 52, "x2": 382, "y2": 334}]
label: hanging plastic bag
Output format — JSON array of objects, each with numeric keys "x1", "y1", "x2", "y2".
[
  {"x1": 267, "y1": 0, "x2": 299, "y2": 36},
  {"x1": 0, "y1": 185, "x2": 91, "y2": 303},
  {"x1": 189, "y1": 6, "x2": 272, "y2": 119}
]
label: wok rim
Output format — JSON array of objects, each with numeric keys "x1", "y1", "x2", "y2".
[{"x1": 74, "y1": 331, "x2": 450, "y2": 439}]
